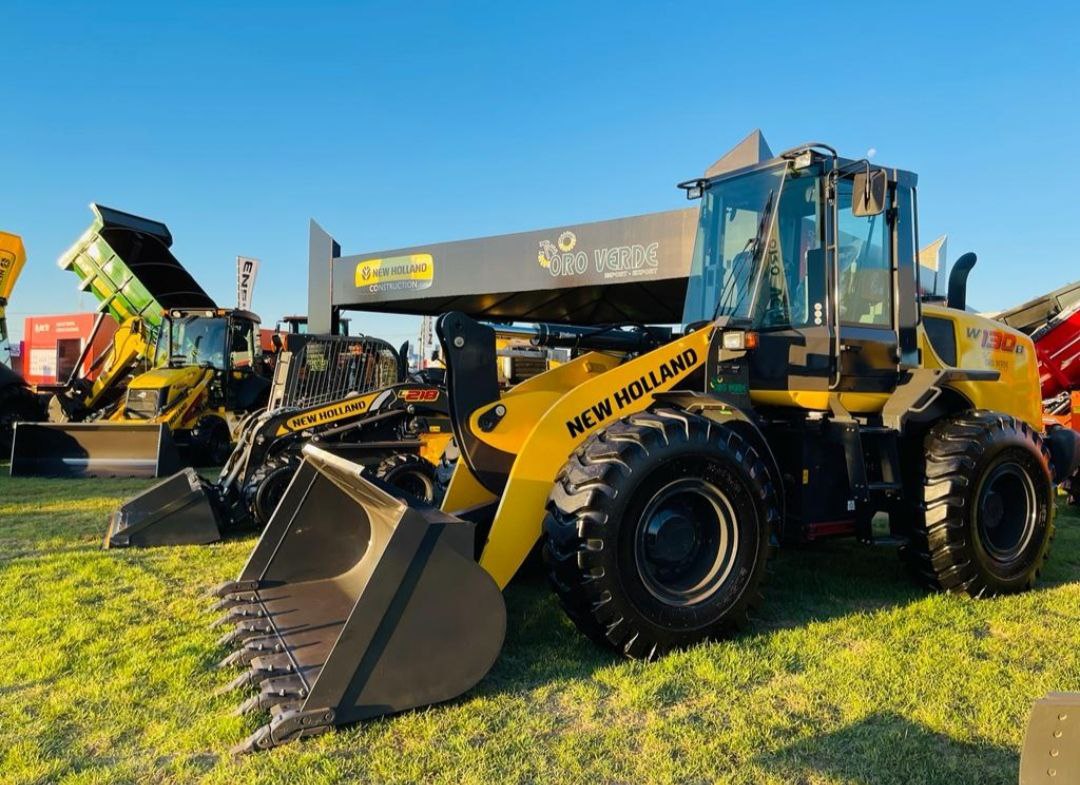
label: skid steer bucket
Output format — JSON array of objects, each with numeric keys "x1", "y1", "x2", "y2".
[
  {"x1": 211, "y1": 445, "x2": 505, "y2": 753},
  {"x1": 105, "y1": 468, "x2": 224, "y2": 547},
  {"x1": 9, "y1": 422, "x2": 182, "y2": 478}
]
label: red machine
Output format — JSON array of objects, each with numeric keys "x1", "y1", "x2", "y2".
[{"x1": 999, "y1": 281, "x2": 1080, "y2": 499}]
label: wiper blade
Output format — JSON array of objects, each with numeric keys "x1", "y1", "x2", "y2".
[{"x1": 715, "y1": 189, "x2": 776, "y2": 319}]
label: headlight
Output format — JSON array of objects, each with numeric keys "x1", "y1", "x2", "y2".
[{"x1": 721, "y1": 331, "x2": 758, "y2": 351}]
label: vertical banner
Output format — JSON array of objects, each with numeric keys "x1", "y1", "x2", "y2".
[{"x1": 237, "y1": 256, "x2": 260, "y2": 311}]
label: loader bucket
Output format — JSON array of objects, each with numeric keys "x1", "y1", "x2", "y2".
[
  {"x1": 9, "y1": 422, "x2": 182, "y2": 478},
  {"x1": 1020, "y1": 692, "x2": 1079, "y2": 783},
  {"x1": 212, "y1": 445, "x2": 506, "y2": 753},
  {"x1": 105, "y1": 468, "x2": 225, "y2": 548}
]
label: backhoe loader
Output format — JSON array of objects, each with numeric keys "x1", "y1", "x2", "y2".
[
  {"x1": 106, "y1": 333, "x2": 452, "y2": 547},
  {"x1": 209, "y1": 138, "x2": 1080, "y2": 753},
  {"x1": 0, "y1": 232, "x2": 45, "y2": 455},
  {"x1": 10, "y1": 206, "x2": 273, "y2": 477}
]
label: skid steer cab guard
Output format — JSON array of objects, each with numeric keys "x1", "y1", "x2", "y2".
[{"x1": 106, "y1": 334, "x2": 449, "y2": 548}]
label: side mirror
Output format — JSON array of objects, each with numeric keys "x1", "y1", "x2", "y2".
[
  {"x1": 852, "y1": 169, "x2": 887, "y2": 217},
  {"x1": 271, "y1": 333, "x2": 283, "y2": 353}
]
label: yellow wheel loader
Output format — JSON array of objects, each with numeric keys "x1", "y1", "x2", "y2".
[
  {"x1": 209, "y1": 140, "x2": 1080, "y2": 753},
  {"x1": 106, "y1": 333, "x2": 452, "y2": 547},
  {"x1": 0, "y1": 232, "x2": 46, "y2": 455}
]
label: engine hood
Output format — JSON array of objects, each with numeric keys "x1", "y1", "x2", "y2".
[{"x1": 129, "y1": 365, "x2": 213, "y2": 392}]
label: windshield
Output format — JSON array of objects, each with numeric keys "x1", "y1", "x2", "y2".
[
  {"x1": 682, "y1": 164, "x2": 823, "y2": 328},
  {"x1": 159, "y1": 316, "x2": 228, "y2": 369}
]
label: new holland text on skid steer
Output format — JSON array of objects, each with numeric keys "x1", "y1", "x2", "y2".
[
  {"x1": 211, "y1": 138, "x2": 1080, "y2": 752},
  {"x1": 106, "y1": 333, "x2": 452, "y2": 547}
]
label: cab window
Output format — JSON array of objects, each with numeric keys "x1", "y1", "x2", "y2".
[
  {"x1": 837, "y1": 179, "x2": 891, "y2": 327},
  {"x1": 753, "y1": 174, "x2": 824, "y2": 329},
  {"x1": 229, "y1": 321, "x2": 257, "y2": 369}
]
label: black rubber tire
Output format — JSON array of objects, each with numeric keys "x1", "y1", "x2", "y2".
[
  {"x1": 0, "y1": 384, "x2": 44, "y2": 457},
  {"x1": 374, "y1": 453, "x2": 440, "y2": 504},
  {"x1": 192, "y1": 416, "x2": 233, "y2": 467},
  {"x1": 907, "y1": 410, "x2": 1054, "y2": 596},
  {"x1": 1065, "y1": 471, "x2": 1080, "y2": 508},
  {"x1": 542, "y1": 408, "x2": 779, "y2": 660},
  {"x1": 249, "y1": 460, "x2": 296, "y2": 526}
]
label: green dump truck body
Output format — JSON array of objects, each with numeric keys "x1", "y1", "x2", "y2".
[{"x1": 58, "y1": 204, "x2": 216, "y2": 336}]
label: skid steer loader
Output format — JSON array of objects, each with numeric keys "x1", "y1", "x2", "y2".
[
  {"x1": 106, "y1": 333, "x2": 452, "y2": 547},
  {"x1": 210, "y1": 140, "x2": 1080, "y2": 752}
]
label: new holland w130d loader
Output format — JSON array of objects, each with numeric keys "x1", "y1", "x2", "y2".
[
  {"x1": 106, "y1": 332, "x2": 452, "y2": 547},
  {"x1": 209, "y1": 137, "x2": 1080, "y2": 753}
]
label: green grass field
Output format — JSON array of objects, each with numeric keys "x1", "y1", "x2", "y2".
[{"x1": 0, "y1": 473, "x2": 1076, "y2": 785}]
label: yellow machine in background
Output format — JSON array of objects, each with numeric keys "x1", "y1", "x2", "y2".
[
  {"x1": 12, "y1": 307, "x2": 270, "y2": 476},
  {"x1": 0, "y1": 232, "x2": 45, "y2": 454},
  {"x1": 107, "y1": 307, "x2": 271, "y2": 463}
]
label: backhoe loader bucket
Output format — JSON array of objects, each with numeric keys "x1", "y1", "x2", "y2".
[
  {"x1": 211, "y1": 444, "x2": 505, "y2": 753},
  {"x1": 9, "y1": 422, "x2": 182, "y2": 478},
  {"x1": 105, "y1": 468, "x2": 224, "y2": 547}
]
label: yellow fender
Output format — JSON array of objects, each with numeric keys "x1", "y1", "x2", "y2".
[{"x1": 478, "y1": 328, "x2": 711, "y2": 588}]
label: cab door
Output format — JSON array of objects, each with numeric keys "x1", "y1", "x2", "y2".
[
  {"x1": 829, "y1": 177, "x2": 900, "y2": 393},
  {"x1": 745, "y1": 173, "x2": 833, "y2": 393}
]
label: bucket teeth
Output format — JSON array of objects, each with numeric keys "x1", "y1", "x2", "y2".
[
  {"x1": 234, "y1": 676, "x2": 308, "y2": 715},
  {"x1": 231, "y1": 708, "x2": 335, "y2": 754},
  {"x1": 215, "y1": 654, "x2": 296, "y2": 696},
  {"x1": 249, "y1": 653, "x2": 295, "y2": 675},
  {"x1": 211, "y1": 604, "x2": 265, "y2": 628},
  {"x1": 212, "y1": 592, "x2": 257, "y2": 612},
  {"x1": 216, "y1": 669, "x2": 259, "y2": 696},
  {"x1": 218, "y1": 638, "x2": 286, "y2": 669},
  {"x1": 215, "y1": 619, "x2": 274, "y2": 648},
  {"x1": 231, "y1": 724, "x2": 275, "y2": 756},
  {"x1": 208, "y1": 579, "x2": 259, "y2": 599}
]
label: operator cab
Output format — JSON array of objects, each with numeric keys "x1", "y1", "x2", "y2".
[
  {"x1": 680, "y1": 145, "x2": 920, "y2": 401},
  {"x1": 156, "y1": 308, "x2": 270, "y2": 410}
]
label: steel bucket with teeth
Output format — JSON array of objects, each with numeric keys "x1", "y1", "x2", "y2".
[{"x1": 210, "y1": 444, "x2": 506, "y2": 753}]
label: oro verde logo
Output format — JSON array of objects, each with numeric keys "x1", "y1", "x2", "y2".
[
  {"x1": 355, "y1": 254, "x2": 434, "y2": 293},
  {"x1": 537, "y1": 230, "x2": 661, "y2": 280}
]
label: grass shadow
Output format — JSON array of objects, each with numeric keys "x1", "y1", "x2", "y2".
[{"x1": 756, "y1": 711, "x2": 1018, "y2": 785}]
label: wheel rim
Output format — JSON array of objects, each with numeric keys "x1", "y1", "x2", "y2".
[
  {"x1": 634, "y1": 477, "x2": 739, "y2": 606},
  {"x1": 391, "y1": 469, "x2": 434, "y2": 502},
  {"x1": 976, "y1": 461, "x2": 1037, "y2": 562},
  {"x1": 256, "y1": 468, "x2": 292, "y2": 523}
]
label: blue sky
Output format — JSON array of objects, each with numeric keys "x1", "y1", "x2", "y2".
[{"x1": 3, "y1": 1, "x2": 1077, "y2": 346}]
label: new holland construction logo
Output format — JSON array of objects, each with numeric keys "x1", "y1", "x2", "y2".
[
  {"x1": 354, "y1": 253, "x2": 435, "y2": 293},
  {"x1": 536, "y1": 230, "x2": 661, "y2": 281}
]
